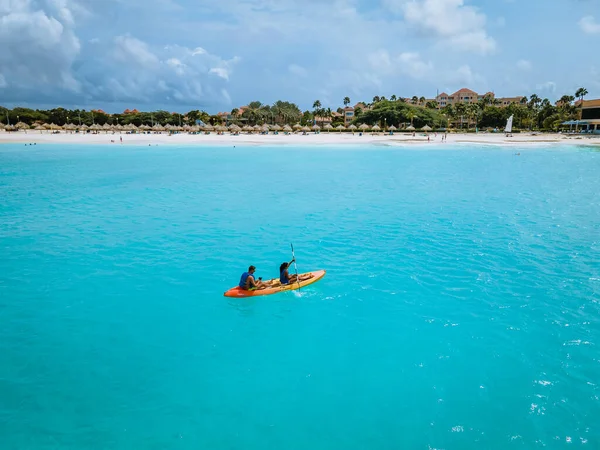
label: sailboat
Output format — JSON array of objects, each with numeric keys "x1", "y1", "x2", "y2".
[{"x1": 505, "y1": 115, "x2": 514, "y2": 137}]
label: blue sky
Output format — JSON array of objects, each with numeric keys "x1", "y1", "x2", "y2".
[{"x1": 1, "y1": 0, "x2": 599, "y2": 113}]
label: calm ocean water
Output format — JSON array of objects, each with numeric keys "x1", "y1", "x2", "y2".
[{"x1": 1, "y1": 143, "x2": 599, "y2": 449}]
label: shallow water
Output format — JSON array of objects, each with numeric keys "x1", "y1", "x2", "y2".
[{"x1": 1, "y1": 144, "x2": 599, "y2": 449}]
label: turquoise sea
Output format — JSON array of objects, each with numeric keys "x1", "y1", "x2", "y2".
[{"x1": 1, "y1": 143, "x2": 599, "y2": 449}]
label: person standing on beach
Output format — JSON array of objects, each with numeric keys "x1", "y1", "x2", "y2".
[{"x1": 120, "y1": 136, "x2": 123, "y2": 144}]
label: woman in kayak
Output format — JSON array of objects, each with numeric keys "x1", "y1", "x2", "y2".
[
  {"x1": 239, "y1": 265, "x2": 267, "y2": 290},
  {"x1": 279, "y1": 259, "x2": 298, "y2": 285},
  {"x1": 280, "y1": 260, "x2": 314, "y2": 285}
]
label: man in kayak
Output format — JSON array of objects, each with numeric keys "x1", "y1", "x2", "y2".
[{"x1": 239, "y1": 265, "x2": 267, "y2": 290}]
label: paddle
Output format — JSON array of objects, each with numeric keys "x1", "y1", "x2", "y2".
[{"x1": 291, "y1": 243, "x2": 300, "y2": 291}]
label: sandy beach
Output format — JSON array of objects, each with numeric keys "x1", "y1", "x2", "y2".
[{"x1": 1, "y1": 129, "x2": 598, "y2": 147}]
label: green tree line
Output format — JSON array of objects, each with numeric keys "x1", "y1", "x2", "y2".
[{"x1": 0, "y1": 87, "x2": 589, "y2": 130}]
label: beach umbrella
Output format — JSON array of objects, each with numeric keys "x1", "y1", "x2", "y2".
[
  {"x1": 102, "y1": 123, "x2": 111, "y2": 131},
  {"x1": 406, "y1": 125, "x2": 416, "y2": 131},
  {"x1": 16, "y1": 121, "x2": 29, "y2": 130},
  {"x1": 335, "y1": 125, "x2": 345, "y2": 131},
  {"x1": 253, "y1": 124, "x2": 262, "y2": 131},
  {"x1": 324, "y1": 123, "x2": 333, "y2": 132},
  {"x1": 371, "y1": 124, "x2": 381, "y2": 131},
  {"x1": 34, "y1": 125, "x2": 45, "y2": 131},
  {"x1": 80, "y1": 124, "x2": 89, "y2": 130},
  {"x1": 293, "y1": 123, "x2": 302, "y2": 130},
  {"x1": 183, "y1": 124, "x2": 191, "y2": 131},
  {"x1": 0, "y1": 124, "x2": 5, "y2": 130},
  {"x1": 388, "y1": 125, "x2": 397, "y2": 130},
  {"x1": 348, "y1": 124, "x2": 357, "y2": 130},
  {"x1": 242, "y1": 125, "x2": 252, "y2": 132},
  {"x1": 203, "y1": 124, "x2": 214, "y2": 132},
  {"x1": 301, "y1": 126, "x2": 311, "y2": 132},
  {"x1": 312, "y1": 124, "x2": 321, "y2": 131},
  {"x1": 283, "y1": 125, "x2": 293, "y2": 132},
  {"x1": 421, "y1": 125, "x2": 432, "y2": 131},
  {"x1": 272, "y1": 124, "x2": 282, "y2": 131},
  {"x1": 359, "y1": 124, "x2": 370, "y2": 131}
]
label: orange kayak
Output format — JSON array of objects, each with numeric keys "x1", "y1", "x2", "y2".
[{"x1": 224, "y1": 270, "x2": 326, "y2": 297}]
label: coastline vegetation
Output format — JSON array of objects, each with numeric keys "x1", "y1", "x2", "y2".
[{"x1": 0, "y1": 88, "x2": 588, "y2": 132}]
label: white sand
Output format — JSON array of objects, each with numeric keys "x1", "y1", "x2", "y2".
[{"x1": 1, "y1": 130, "x2": 598, "y2": 147}]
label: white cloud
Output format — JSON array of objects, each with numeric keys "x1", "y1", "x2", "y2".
[
  {"x1": 397, "y1": 52, "x2": 433, "y2": 78},
  {"x1": 166, "y1": 57, "x2": 186, "y2": 75},
  {"x1": 367, "y1": 49, "x2": 433, "y2": 79},
  {"x1": 516, "y1": 59, "x2": 532, "y2": 71},
  {"x1": 447, "y1": 65, "x2": 482, "y2": 85},
  {"x1": 0, "y1": 0, "x2": 81, "y2": 92},
  {"x1": 192, "y1": 47, "x2": 207, "y2": 56},
  {"x1": 75, "y1": 39, "x2": 241, "y2": 107},
  {"x1": 385, "y1": 0, "x2": 496, "y2": 54},
  {"x1": 288, "y1": 64, "x2": 308, "y2": 77},
  {"x1": 579, "y1": 16, "x2": 600, "y2": 34},
  {"x1": 209, "y1": 67, "x2": 230, "y2": 80},
  {"x1": 114, "y1": 35, "x2": 160, "y2": 68},
  {"x1": 536, "y1": 81, "x2": 557, "y2": 93}
]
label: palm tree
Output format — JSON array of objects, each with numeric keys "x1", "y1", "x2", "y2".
[
  {"x1": 558, "y1": 95, "x2": 573, "y2": 108},
  {"x1": 575, "y1": 87, "x2": 588, "y2": 120},
  {"x1": 380, "y1": 96, "x2": 387, "y2": 102},
  {"x1": 343, "y1": 97, "x2": 351, "y2": 107},
  {"x1": 411, "y1": 96, "x2": 418, "y2": 105},
  {"x1": 243, "y1": 101, "x2": 264, "y2": 125},
  {"x1": 454, "y1": 103, "x2": 467, "y2": 129},
  {"x1": 390, "y1": 95, "x2": 397, "y2": 101},
  {"x1": 468, "y1": 103, "x2": 482, "y2": 130},
  {"x1": 372, "y1": 96, "x2": 380, "y2": 104},
  {"x1": 231, "y1": 108, "x2": 239, "y2": 119},
  {"x1": 406, "y1": 111, "x2": 415, "y2": 126},
  {"x1": 527, "y1": 94, "x2": 541, "y2": 130},
  {"x1": 312, "y1": 100, "x2": 321, "y2": 124},
  {"x1": 419, "y1": 96, "x2": 426, "y2": 105},
  {"x1": 575, "y1": 87, "x2": 588, "y2": 103}
]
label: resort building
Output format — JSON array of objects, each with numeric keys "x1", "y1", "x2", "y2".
[
  {"x1": 343, "y1": 102, "x2": 370, "y2": 126},
  {"x1": 573, "y1": 98, "x2": 600, "y2": 134},
  {"x1": 435, "y1": 89, "x2": 524, "y2": 108}
]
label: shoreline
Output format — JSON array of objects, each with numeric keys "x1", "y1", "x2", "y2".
[{"x1": 1, "y1": 130, "x2": 599, "y2": 148}]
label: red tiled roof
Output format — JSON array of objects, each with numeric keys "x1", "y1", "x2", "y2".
[{"x1": 451, "y1": 88, "x2": 478, "y2": 96}]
